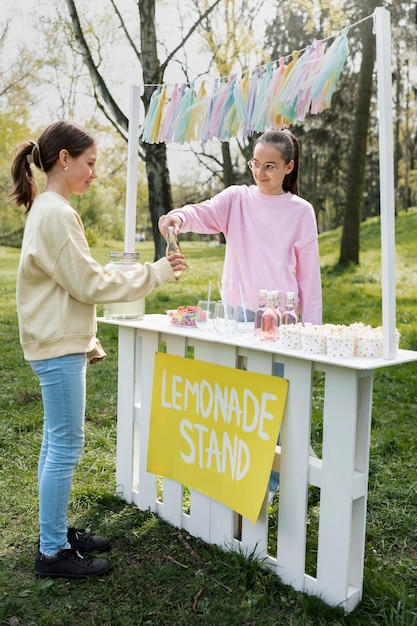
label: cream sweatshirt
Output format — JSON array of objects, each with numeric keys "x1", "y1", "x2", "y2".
[{"x1": 17, "y1": 191, "x2": 174, "y2": 361}]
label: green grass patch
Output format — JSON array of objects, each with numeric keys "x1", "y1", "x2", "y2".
[{"x1": 1, "y1": 209, "x2": 417, "y2": 625}]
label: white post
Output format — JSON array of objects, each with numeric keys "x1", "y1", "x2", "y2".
[
  {"x1": 124, "y1": 84, "x2": 144, "y2": 253},
  {"x1": 374, "y1": 7, "x2": 396, "y2": 359}
]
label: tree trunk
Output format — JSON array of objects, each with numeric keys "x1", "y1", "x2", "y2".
[
  {"x1": 217, "y1": 142, "x2": 235, "y2": 244},
  {"x1": 338, "y1": 15, "x2": 376, "y2": 266},
  {"x1": 139, "y1": 0, "x2": 173, "y2": 260},
  {"x1": 145, "y1": 142, "x2": 173, "y2": 259},
  {"x1": 65, "y1": 0, "x2": 231, "y2": 259},
  {"x1": 139, "y1": 0, "x2": 223, "y2": 259},
  {"x1": 222, "y1": 142, "x2": 234, "y2": 188}
]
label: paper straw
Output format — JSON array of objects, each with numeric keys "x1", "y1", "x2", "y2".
[
  {"x1": 217, "y1": 280, "x2": 224, "y2": 304},
  {"x1": 203, "y1": 280, "x2": 211, "y2": 331},
  {"x1": 238, "y1": 282, "x2": 248, "y2": 324},
  {"x1": 217, "y1": 280, "x2": 229, "y2": 320}
]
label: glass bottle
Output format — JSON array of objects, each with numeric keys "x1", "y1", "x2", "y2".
[
  {"x1": 282, "y1": 291, "x2": 298, "y2": 325},
  {"x1": 166, "y1": 226, "x2": 183, "y2": 278},
  {"x1": 261, "y1": 292, "x2": 278, "y2": 341},
  {"x1": 103, "y1": 252, "x2": 145, "y2": 320},
  {"x1": 254, "y1": 289, "x2": 267, "y2": 336},
  {"x1": 271, "y1": 290, "x2": 282, "y2": 329}
]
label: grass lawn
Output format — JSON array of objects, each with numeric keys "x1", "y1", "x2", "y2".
[{"x1": 1, "y1": 209, "x2": 417, "y2": 625}]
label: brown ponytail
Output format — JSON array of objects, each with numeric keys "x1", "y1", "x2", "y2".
[
  {"x1": 10, "y1": 142, "x2": 39, "y2": 212},
  {"x1": 11, "y1": 120, "x2": 95, "y2": 212}
]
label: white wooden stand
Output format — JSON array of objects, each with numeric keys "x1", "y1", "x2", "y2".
[
  {"x1": 100, "y1": 315, "x2": 417, "y2": 612},
  {"x1": 107, "y1": 4, "x2": 402, "y2": 616}
]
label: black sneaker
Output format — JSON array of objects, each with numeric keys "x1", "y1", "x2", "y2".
[
  {"x1": 35, "y1": 549, "x2": 112, "y2": 578},
  {"x1": 68, "y1": 528, "x2": 110, "y2": 553}
]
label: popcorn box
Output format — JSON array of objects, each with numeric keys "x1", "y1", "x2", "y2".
[
  {"x1": 327, "y1": 335, "x2": 355, "y2": 358},
  {"x1": 354, "y1": 336, "x2": 383, "y2": 358},
  {"x1": 280, "y1": 324, "x2": 303, "y2": 350},
  {"x1": 301, "y1": 329, "x2": 327, "y2": 354},
  {"x1": 353, "y1": 327, "x2": 400, "y2": 358}
]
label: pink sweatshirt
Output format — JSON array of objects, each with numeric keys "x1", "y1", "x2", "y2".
[{"x1": 170, "y1": 185, "x2": 322, "y2": 324}]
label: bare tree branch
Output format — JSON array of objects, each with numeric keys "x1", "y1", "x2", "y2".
[
  {"x1": 109, "y1": 0, "x2": 141, "y2": 62},
  {"x1": 64, "y1": 0, "x2": 128, "y2": 134},
  {"x1": 160, "y1": 0, "x2": 224, "y2": 75}
]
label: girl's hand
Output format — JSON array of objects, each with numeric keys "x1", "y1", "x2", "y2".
[
  {"x1": 158, "y1": 214, "x2": 182, "y2": 237},
  {"x1": 167, "y1": 252, "x2": 187, "y2": 278}
]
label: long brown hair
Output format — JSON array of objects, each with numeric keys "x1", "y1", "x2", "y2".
[{"x1": 11, "y1": 120, "x2": 95, "y2": 212}]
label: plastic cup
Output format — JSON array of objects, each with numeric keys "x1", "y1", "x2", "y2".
[
  {"x1": 236, "y1": 304, "x2": 256, "y2": 334},
  {"x1": 195, "y1": 301, "x2": 216, "y2": 331},
  {"x1": 214, "y1": 302, "x2": 238, "y2": 335}
]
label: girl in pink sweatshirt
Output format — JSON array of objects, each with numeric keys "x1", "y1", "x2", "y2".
[{"x1": 159, "y1": 129, "x2": 322, "y2": 324}]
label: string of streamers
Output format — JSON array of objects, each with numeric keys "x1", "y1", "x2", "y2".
[{"x1": 139, "y1": 30, "x2": 351, "y2": 144}]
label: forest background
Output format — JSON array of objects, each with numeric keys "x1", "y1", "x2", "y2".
[
  {"x1": 0, "y1": 3, "x2": 417, "y2": 622},
  {"x1": 0, "y1": 0, "x2": 416, "y2": 262}
]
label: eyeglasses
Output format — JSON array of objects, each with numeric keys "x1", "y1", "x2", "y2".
[{"x1": 247, "y1": 159, "x2": 283, "y2": 174}]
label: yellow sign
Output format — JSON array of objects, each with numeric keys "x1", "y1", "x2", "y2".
[{"x1": 147, "y1": 352, "x2": 288, "y2": 524}]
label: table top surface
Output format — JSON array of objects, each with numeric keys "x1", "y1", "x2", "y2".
[{"x1": 98, "y1": 315, "x2": 417, "y2": 372}]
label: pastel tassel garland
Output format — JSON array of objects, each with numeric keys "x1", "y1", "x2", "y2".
[
  {"x1": 251, "y1": 62, "x2": 274, "y2": 133},
  {"x1": 174, "y1": 83, "x2": 196, "y2": 144},
  {"x1": 185, "y1": 81, "x2": 208, "y2": 141},
  {"x1": 139, "y1": 32, "x2": 349, "y2": 144}
]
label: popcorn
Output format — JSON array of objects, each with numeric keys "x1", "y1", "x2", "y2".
[{"x1": 278, "y1": 321, "x2": 400, "y2": 359}]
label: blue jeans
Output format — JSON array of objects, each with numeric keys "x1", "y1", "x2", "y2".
[{"x1": 30, "y1": 354, "x2": 86, "y2": 556}]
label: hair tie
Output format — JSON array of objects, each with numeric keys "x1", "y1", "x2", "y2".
[{"x1": 26, "y1": 143, "x2": 44, "y2": 171}]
